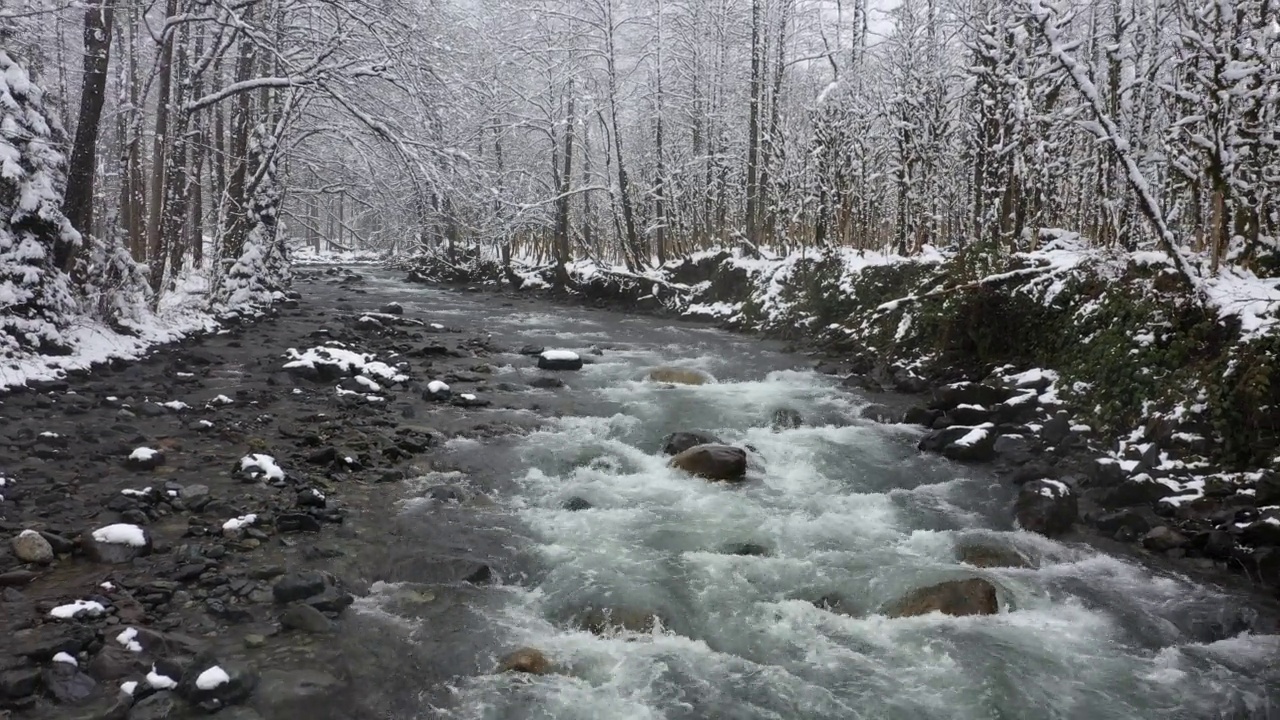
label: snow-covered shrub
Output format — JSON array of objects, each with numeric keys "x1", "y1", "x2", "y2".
[
  {"x1": 215, "y1": 125, "x2": 290, "y2": 312},
  {"x1": 0, "y1": 51, "x2": 80, "y2": 355}
]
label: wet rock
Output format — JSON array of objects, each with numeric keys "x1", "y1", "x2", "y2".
[
  {"x1": 1240, "y1": 519, "x2": 1280, "y2": 547},
  {"x1": 947, "y1": 405, "x2": 993, "y2": 426},
  {"x1": 1015, "y1": 480, "x2": 1077, "y2": 537},
  {"x1": 930, "y1": 382, "x2": 1010, "y2": 411},
  {"x1": 12, "y1": 529, "x2": 55, "y2": 564},
  {"x1": 723, "y1": 542, "x2": 770, "y2": 557},
  {"x1": 529, "y1": 376, "x2": 565, "y2": 389},
  {"x1": 902, "y1": 406, "x2": 940, "y2": 427},
  {"x1": 1143, "y1": 526, "x2": 1189, "y2": 552},
  {"x1": 1041, "y1": 411, "x2": 1073, "y2": 445},
  {"x1": 562, "y1": 497, "x2": 592, "y2": 511},
  {"x1": 518, "y1": 345, "x2": 545, "y2": 355},
  {"x1": 644, "y1": 366, "x2": 714, "y2": 385},
  {"x1": 296, "y1": 489, "x2": 327, "y2": 508},
  {"x1": 858, "y1": 404, "x2": 898, "y2": 423},
  {"x1": 1105, "y1": 476, "x2": 1176, "y2": 507},
  {"x1": 43, "y1": 661, "x2": 96, "y2": 704},
  {"x1": 498, "y1": 648, "x2": 551, "y2": 675},
  {"x1": 574, "y1": 607, "x2": 663, "y2": 635},
  {"x1": 11, "y1": 626, "x2": 87, "y2": 661},
  {"x1": 771, "y1": 408, "x2": 803, "y2": 431},
  {"x1": 128, "y1": 690, "x2": 179, "y2": 720},
  {"x1": 124, "y1": 448, "x2": 166, "y2": 471},
  {"x1": 1255, "y1": 473, "x2": 1280, "y2": 505},
  {"x1": 176, "y1": 659, "x2": 257, "y2": 713},
  {"x1": 275, "y1": 513, "x2": 322, "y2": 533},
  {"x1": 537, "y1": 351, "x2": 583, "y2": 371},
  {"x1": 892, "y1": 370, "x2": 930, "y2": 394},
  {"x1": 272, "y1": 571, "x2": 327, "y2": 604},
  {"x1": 1091, "y1": 509, "x2": 1151, "y2": 537},
  {"x1": 669, "y1": 444, "x2": 748, "y2": 482},
  {"x1": 0, "y1": 667, "x2": 41, "y2": 700},
  {"x1": 1089, "y1": 459, "x2": 1127, "y2": 488},
  {"x1": 885, "y1": 578, "x2": 999, "y2": 618},
  {"x1": 37, "y1": 531, "x2": 73, "y2": 555},
  {"x1": 992, "y1": 434, "x2": 1033, "y2": 464},
  {"x1": 251, "y1": 669, "x2": 345, "y2": 717},
  {"x1": 303, "y1": 587, "x2": 355, "y2": 613},
  {"x1": 181, "y1": 484, "x2": 211, "y2": 510},
  {"x1": 380, "y1": 302, "x2": 404, "y2": 315},
  {"x1": 841, "y1": 374, "x2": 883, "y2": 392},
  {"x1": 660, "y1": 431, "x2": 722, "y2": 456},
  {"x1": 918, "y1": 425, "x2": 997, "y2": 462},
  {"x1": 280, "y1": 604, "x2": 332, "y2": 634},
  {"x1": 955, "y1": 542, "x2": 1031, "y2": 568},
  {"x1": 87, "y1": 647, "x2": 143, "y2": 682},
  {"x1": 0, "y1": 569, "x2": 39, "y2": 586}
]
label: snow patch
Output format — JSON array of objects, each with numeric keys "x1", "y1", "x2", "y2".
[{"x1": 91, "y1": 523, "x2": 148, "y2": 547}]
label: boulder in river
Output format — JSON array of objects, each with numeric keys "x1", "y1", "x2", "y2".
[
  {"x1": 917, "y1": 424, "x2": 998, "y2": 462},
  {"x1": 645, "y1": 366, "x2": 714, "y2": 385},
  {"x1": 884, "y1": 578, "x2": 1000, "y2": 618},
  {"x1": 537, "y1": 350, "x2": 583, "y2": 371},
  {"x1": 498, "y1": 648, "x2": 551, "y2": 675},
  {"x1": 661, "y1": 431, "x2": 722, "y2": 456},
  {"x1": 1015, "y1": 479, "x2": 1078, "y2": 537},
  {"x1": 955, "y1": 541, "x2": 1031, "y2": 569},
  {"x1": 573, "y1": 607, "x2": 664, "y2": 635},
  {"x1": 669, "y1": 444, "x2": 747, "y2": 482},
  {"x1": 771, "y1": 408, "x2": 803, "y2": 431},
  {"x1": 12, "y1": 529, "x2": 55, "y2": 564},
  {"x1": 82, "y1": 524, "x2": 152, "y2": 564}
]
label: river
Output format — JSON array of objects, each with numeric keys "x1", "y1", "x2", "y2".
[{"x1": 340, "y1": 271, "x2": 1278, "y2": 720}]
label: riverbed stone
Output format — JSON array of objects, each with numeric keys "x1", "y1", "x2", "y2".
[
  {"x1": 498, "y1": 648, "x2": 551, "y2": 675},
  {"x1": 1016, "y1": 480, "x2": 1077, "y2": 537},
  {"x1": 537, "y1": 352, "x2": 583, "y2": 371},
  {"x1": 1143, "y1": 526, "x2": 1189, "y2": 552},
  {"x1": 280, "y1": 604, "x2": 332, "y2": 634},
  {"x1": 645, "y1": 366, "x2": 714, "y2": 385},
  {"x1": 885, "y1": 578, "x2": 999, "y2": 618},
  {"x1": 661, "y1": 431, "x2": 722, "y2": 456},
  {"x1": 669, "y1": 444, "x2": 747, "y2": 482},
  {"x1": 771, "y1": 408, "x2": 803, "y2": 430},
  {"x1": 955, "y1": 542, "x2": 1031, "y2": 568},
  {"x1": 12, "y1": 530, "x2": 55, "y2": 564}
]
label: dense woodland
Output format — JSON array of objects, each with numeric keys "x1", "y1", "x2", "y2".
[{"x1": 1, "y1": 0, "x2": 1278, "y2": 354}]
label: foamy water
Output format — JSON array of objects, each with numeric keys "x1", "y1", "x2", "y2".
[{"x1": 352, "y1": 274, "x2": 1278, "y2": 719}]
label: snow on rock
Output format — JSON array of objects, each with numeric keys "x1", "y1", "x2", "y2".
[
  {"x1": 120, "y1": 681, "x2": 138, "y2": 696},
  {"x1": 954, "y1": 425, "x2": 992, "y2": 448},
  {"x1": 146, "y1": 665, "x2": 178, "y2": 690},
  {"x1": 221, "y1": 514, "x2": 257, "y2": 533},
  {"x1": 428, "y1": 380, "x2": 449, "y2": 393},
  {"x1": 126, "y1": 446, "x2": 165, "y2": 470},
  {"x1": 354, "y1": 375, "x2": 381, "y2": 392},
  {"x1": 92, "y1": 523, "x2": 149, "y2": 547},
  {"x1": 283, "y1": 345, "x2": 408, "y2": 383},
  {"x1": 210, "y1": 394, "x2": 234, "y2": 405},
  {"x1": 116, "y1": 627, "x2": 142, "y2": 652},
  {"x1": 195, "y1": 665, "x2": 231, "y2": 690},
  {"x1": 52, "y1": 652, "x2": 77, "y2": 665},
  {"x1": 238, "y1": 454, "x2": 285, "y2": 482},
  {"x1": 49, "y1": 600, "x2": 106, "y2": 619},
  {"x1": 129, "y1": 447, "x2": 158, "y2": 461},
  {"x1": 538, "y1": 349, "x2": 584, "y2": 371},
  {"x1": 160, "y1": 400, "x2": 190, "y2": 411}
]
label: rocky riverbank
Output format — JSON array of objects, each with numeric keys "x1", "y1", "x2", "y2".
[
  {"x1": 0, "y1": 267, "x2": 561, "y2": 718},
  {"x1": 398, "y1": 244, "x2": 1280, "y2": 602}
]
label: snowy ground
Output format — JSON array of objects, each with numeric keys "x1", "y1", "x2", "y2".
[
  {"x1": 291, "y1": 247, "x2": 385, "y2": 266},
  {"x1": 0, "y1": 269, "x2": 220, "y2": 391}
]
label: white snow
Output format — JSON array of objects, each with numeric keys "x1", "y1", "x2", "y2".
[
  {"x1": 120, "y1": 681, "x2": 138, "y2": 696},
  {"x1": 49, "y1": 600, "x2": 106, "y2": 619},
  {"x1": 160, "y1": 400, "x2": 190, "y2": 410},
  {"x1": 146, "y1": 665, "x2": 178, "y2": 690},
  {"x1": 461, "y1": 393, "x2": 477, "y2": 400},
  {"x1": 954, "y1": 424, "x2": 993, "y2": 447},
  {"x1": 129, "y1": 447, "x2": 158, "y2": 461},
  {"x1": 197, "y1": 420, "x2": 214, "y2": 428},
  {"x1": 354, "y1": 375, "x2": 381, "y2": 391},
  {"x1": 195, "y1": 665, "x2": 231, "y2": 690},
  {"x1": 283, "y1": 345, "x2": 407, "y2": 383},
  {"x1": 52, "y1": 652, "x2": 77, "y2": 665},
  {"x1": 540, "y1": 349, "x2": 580, "y2": 361},
  {"x1": 121, "y1": 487, "x2": 152, "y2": 497},
  {"x1": 222, "y1": 514, "x2": 257, "y2": 531},
  {"x1": 116, "y1": 627, "x2": 142, "y2": 652},
  {"x1": 99, "y1": 581, "x2": 115, "y2": 592},
  {"x1": 91, "y1": 523, "x2": 148, "y2": 547},
  {"x1": 430, "y1": 323, "x2": 445, "y2": 330},
  {"x1": 239, "y1": 454, "x2": 285, "y2": 481},
  {"x1": 1038, "y1": 479, "x2": 1070, "y2": 497},
  {"x1": 427, "y1": 380, "x2": 449, "y2": 393},
  {"x1": 211, "y1": 394, "x2": 234, "y2": 404}
]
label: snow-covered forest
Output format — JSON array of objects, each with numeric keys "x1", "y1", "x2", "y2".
[{"x1": 1, "y1": 0, "x2": 1278, "y2": 362}]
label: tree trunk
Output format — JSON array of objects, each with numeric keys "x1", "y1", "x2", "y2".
[
  {"x1": 745, "y1": 0, "x2": 763, "y2": 245},
  {"x1": 62, "y1": 0, "x2": 117, "y2": 260},
  {"x1": 146, "y1": 0, "x2": 178, "y2": 291}
]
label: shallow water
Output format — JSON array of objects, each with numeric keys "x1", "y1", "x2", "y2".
[{"x1": 352, "y1": 274, "x2": 1279, "y2": 720}]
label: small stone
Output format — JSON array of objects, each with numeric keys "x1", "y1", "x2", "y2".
[
  {"x1": 243, "y1": 634, "x2": 266, "y2": 649},
  {"x1": 498, "y1": 648, "x2": 551, "y2": 674},
  {"x1": 12, "y1": 530, "x2": 55, "y2": 564},
  {"x1": 280, "y1": 604, "x2": 332, "y2": 634},
  {"x1": 272, "y1": 572, "x2": 327, "y2": 604}
]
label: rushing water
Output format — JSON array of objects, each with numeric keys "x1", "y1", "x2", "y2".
[{"x1": 347, "y1": 273, "x2": 1278, "y2": 720}]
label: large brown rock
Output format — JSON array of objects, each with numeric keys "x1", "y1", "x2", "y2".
[
  {"x1": 884, "y1": 578, "x2": 999, "y2": 618},
  {"x1": 669, "y1": 444, "x2": 747, "y2": 482},
  {"x1": 661, "y1": 431, "x2": 722, "y2": 456},
  {"x1": 498, "y1": 648, "x2": 551, "y2": 675},
  {"x1": 645, "y1": 367, "x2": 714, "y2": 385},
  {"x1": 955, "y1": 542, "x2": 1031, "y2": 569}
]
